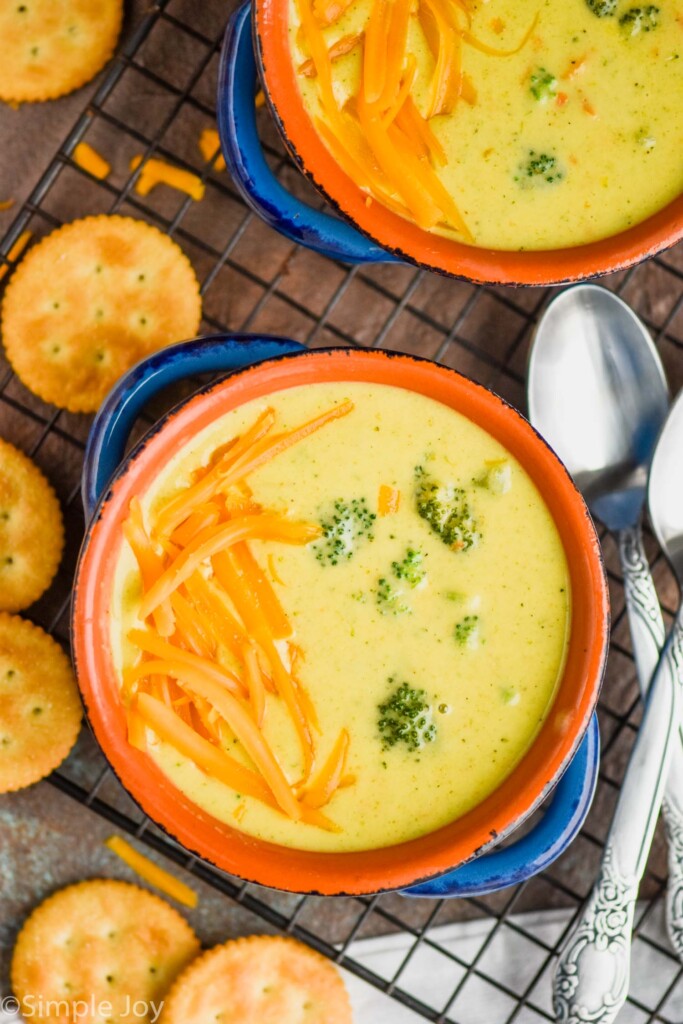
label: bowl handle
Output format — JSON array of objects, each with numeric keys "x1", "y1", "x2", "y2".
[
  {"x1": 217, "y1": 2, "x2": 401, "y2": 266},
  {"x1": 402, "y1": 713, "x2": 600, "y2": 898},
  {"x1": 82, "y1": 334, "x2": 304, "y2": 521}
]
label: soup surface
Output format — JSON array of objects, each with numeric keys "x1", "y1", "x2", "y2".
[
  {"x1": 112, "y1": 382, "x2": 570, "y2": 852},
  {"x1": 288, "y1": 0, "x2": 683, "y2": 250}
]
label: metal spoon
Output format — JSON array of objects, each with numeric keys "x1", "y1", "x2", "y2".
[
  {"x1": 529, "y1": 285, "x2": 668, "y2": 680},
  {"x1": 528, "y1": 284, "x2": 681, "y2": 1022},
  {"x1": 528, "y1": 285, "x2": 670, "y2": 740},
  {"x1": 552, "y1": 389, "x2": 683, "y2": 1024}
]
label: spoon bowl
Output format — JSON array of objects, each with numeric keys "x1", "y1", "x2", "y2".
[
  {"x1": 649, "y1": 390, "x2": 683, "y2": 583},
  {"x1": 528, "y1": 284, "x2": 669, "y2": 530}
]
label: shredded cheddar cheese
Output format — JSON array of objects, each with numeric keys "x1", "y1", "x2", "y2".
[
  {"x1": 130, "y1": 155, "x2": 205, "y2": 202},
  {"x1": 0, "y1": 230, "x2": 32, "y2": 282},
  {"x1": 105, "y1": 835, "x2": 198, "y2": 908},
  {"x1": 198, "y1": 128, "x2": 226, "y2": 172},
  {"x1": 121, "y1": 400, "x2": 357, "y2": 833},
  {"x1": 298, "y1": 33, "x2": 362, "y2": 77},
  {"x1": 293, "y1": 0, "x2": 543, "y2": 239},
  {"x1": 312, "y1": 0, "x2": 355, "y2": 26},
  {"x1": 73, "y1": 141, "x2": 111, "y2": 180}
]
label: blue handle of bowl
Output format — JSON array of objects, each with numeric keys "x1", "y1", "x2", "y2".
[
  {"x1": 217, "y1": 2, "x2": 400, "y2": 265},
  {"x1": 82, "y1": 334, "x2": 305, "y2": 520},
  {"x1": 402, "y1": 712, "x2": 600, "y2": 898}
]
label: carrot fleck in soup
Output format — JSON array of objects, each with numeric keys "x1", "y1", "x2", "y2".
[
  {"x1": 111, "y1": 383, "x2": 570, "y2": 852},
  {"x1": 287, "y1": 0, "x2": 683, "y2": 250}
]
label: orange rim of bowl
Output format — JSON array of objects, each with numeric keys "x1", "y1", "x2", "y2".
[
  {"x1": 254, "y1": 0, "x2": 683, "y2": 286},
  {"x1": 73, "y1": 348, "x2": 609, "y2": 895}
]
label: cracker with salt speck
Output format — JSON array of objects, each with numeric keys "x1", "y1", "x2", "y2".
[
  {"x1": 11, "y1": 879, "x2": 200, "y2": 1023},
  {"x1": 0, "y1": 0, "x2": 123, "y2": 103},
  {"x1": 0, "y1": 614, "x2": 80, "y2": 792},
  {"x1": 0, "y1": 438, "x2": 63, "y2": 612},
  {"x1": 160, "y1": 935, "x2": 352, "y2": 1024},
  {"x1": 1, "y1": 216, "x2": 202, "y2": 413}
]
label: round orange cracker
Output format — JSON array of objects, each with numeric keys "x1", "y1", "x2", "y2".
[
  {"x1": 11, "y1": 879, "x2": 201, "y2": 1024},
  {"x1": 1, "y1": 215, "x2": 202, "y2": 413},
  {"x1": 0, "y1": 438, "x2": 64, "y2": 612},
  {"x1": 0, "y1": 0, "x2": 123, "y2": 103},
  {"x1": 0, "y1": 613, "x2": 81, "y2": 792},
  {"x1": 160, "y1": 935, "x2": 353, "y2": 1024}
]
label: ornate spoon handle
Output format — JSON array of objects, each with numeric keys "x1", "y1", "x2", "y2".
[
  {"x1": 554, "y1": 844, "x2": 638, "y2": 1024},
  {"x1": 619, "y1": 524, "x2": 666, "y2": 685},
  {"x1": 619, "y1": 524, "x2": 683, "y2": 958},
  {"x1": 663, "y1": 788, "x2": 683, "y2": 959},
  {"x1": 554, "y1": 610, "x2": 683, "y2": 1024},
  {"x1": 657, "y1": 618, "x2": 683, "y2": 960}
]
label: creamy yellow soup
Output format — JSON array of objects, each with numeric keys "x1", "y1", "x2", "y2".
[
  {"x1": 290, "y1": 0, "x2": 683, "y2": 250},
  {"x1": 111, "y1": 383, "x2": 570, "y2": 852}
]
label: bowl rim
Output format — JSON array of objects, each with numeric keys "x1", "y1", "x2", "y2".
[
  {"x1": 253, "y1": 0, "x2": 683, "y2": 286},
  {"x1": 72, "y1": 347, "x2": 609, "y2": 895}
]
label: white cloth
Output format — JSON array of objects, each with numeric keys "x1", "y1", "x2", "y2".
[{"x1": 342, "y1": 901, "x2": 683, "y2": 1023}]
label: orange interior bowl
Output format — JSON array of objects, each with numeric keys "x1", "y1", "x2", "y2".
[
  {"x1": 254, "y1": 0, "x2": 683, "y2": 286},
  {"x1": 72, "y1": 348, "x2": 609, "y2": 894}
]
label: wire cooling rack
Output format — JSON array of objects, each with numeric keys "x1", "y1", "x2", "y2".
[{"x1": 2, "y1": 1, "x2": 683, "y2": 1020}]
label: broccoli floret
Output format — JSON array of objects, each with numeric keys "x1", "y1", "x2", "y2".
[
  {"x1": 376, "y1": 549, "x2": 426, "y2": 612},
  {"x1": 585, "y1": 0, "x2": 617, "y2": 15},
  {"x1": 376, "y1": 577, "x2": 410, "y2": 616},
  {"x1": 314, "y1": 497, "x2": 376, "y2": 565},
  {"x1": 454, "y1": 614, "x2": 480, "y2": 648},
  {"x1": 619, "y1": 5, "x2": 660, "y2": 33},
  {"x1": 414, "y1": 466, "x2": 480, "y2": 552},
  {"x1": 377, "y1": 680, "x2": 437, "y2": 752},
  {"x1": 515, "y1": 151, "x2": 564, "y2": 185},
  {"x1": 530, "y1": 68, "x2": 557, "y2": 101},
  {"x1": 392, "y1": 547, "x2": 426, "y2": 588},
  {"x1": 529, "y1": 153, "x2": 555, "y2": 175}
]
